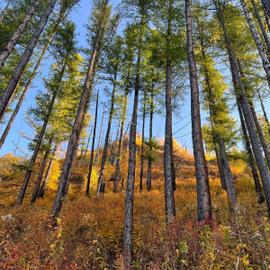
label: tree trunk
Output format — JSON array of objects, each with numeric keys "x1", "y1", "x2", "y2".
[
  {"x1": 257, "y1": 89, "x2": 270, "y2": 136},
  {"x1": 123, "y1": 14, "x2": 144, "y2": 267},
  {"x1": 113, "y1": 89, "x2": 129, "y2": 192},
  {"x1": 139, "y1": 89, "x2": 146, "y2": 192},
  {"x1": 240, "y1": 0, "x2": 270, "y2": 88},
  {"x1": 0, "y1": 0, "x2": 42, "y2": 67},
  {"x1": 51, "y1": 0, "x2": 109, "y2": 218},
  {"x1": 38, "y1": 145, "x2": 57, "y2": 198},
  {"x1": 238, "y1": 104, "x2": 265, "y2": 203},
  {"x1": 96, "y1": 72, "x2": 117, "y2": 195},
  {"x1": 214, "y1": 146, "x2": 227, "y2": 189},
  {"x1": 95, "y1": 108, "x2": 105, "y2": 167},
  {"x1": 86, "y1": 92, "x2": 99, "y2": 196},
  {"x1": 163, "y1": 0, "x2": 176, "y2": 223},
  {"x1": 186, "y1": 0, "x2": 212, "y2": 225},
  {"x1": 251, "y1": 0, "x2": 270, "y2": 56},
  {"x1": 200, "y1": 39, "x2": 237, "y2": 209},
  {"x1": 262, "y1": 0, "x2": 270, "y2": 18},
  {"x1": 0, "y1": 0, "x2": 57, "y2": 121},
  {"x1": 16, "y1": 66, "x2": 63, "y2": 205},
  {"x1": 215, "y1": 0, "x2": 270, "y2": 215},
  {"x1": 83, "y1": 126, "x2": 93, "y2": 159},
  {"x1": 0, "y1": 28, "x2": 56, "y2": 150},
  {"x1": 31, "y1": 137, "x2": 53, "y2": 203},
  {"x1": 249, "y1": 101, "x2": 270, "y2": 170},
  {"x1": 146, "y1": 81, "x2": 154, "y2": 191}
]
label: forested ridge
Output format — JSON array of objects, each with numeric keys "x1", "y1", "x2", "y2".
[{"x1": 1, "y1": 0, "x2": 270, "y2": 269}]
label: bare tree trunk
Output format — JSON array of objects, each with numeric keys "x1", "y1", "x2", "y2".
[
  {"x1": 262, "y1": 0, "x2": 270, "y2": 19},
  {"x1": 214, "y1": 146, "x2": 227, "y2": 189},
  {"x1": 139, "y1": 89, "x2": 146, "y2": 192},
  {"x1": 163, "y1": 0, "x2": 176, "y2": 223},
  {"x1": 215, "y1": 0, "x2": 270, "y2": 215},
  {"x1": 0, "y1": 0, "x2": 57, "y2": 121},
  {"x1": 0, "y1": 0, "x2": 42, "y2": 67},
  {"x1": 186, "y1": 0, "x2": 212, "y2": 225},
  {"x1": 31, "y1": 137, "x2": 53, "y2": 203},
  {"x1": 249, "y1": 101, "x2": 270, "y2": 170},
  {"x1": 113, "y1": 92, "x2": 129, "y2": 192},
  {"x1": 251, "y1": 0, "x2": 270, "y2": 56},
  {"x1": 83, "y1": 126, "x2": 93, "y2": 159},
  {"x1": 96, "y1": 72, "x2": 117, "y2": 195},
  {"x1": 257, "y1": 89, "x2": 270, "y2": 136},
  {"x1": 95, "y1": 108, "x2": 105, "y2": 167},
  {"x1": 238, "y1": 104, "x2": 265, "y2": 203},
  {"x1": 38, "y1": 145, "x2": 57, "y2": 198},
  {"x1": 146, "y1": 82, "x2": 154, "y2": 191},
  {"x1": 51, "y1": 0, "x2": 109, "y2": 218},
  {"x1": 123, "y1": 15, "x2": 144, "y2": 267},
  {"x1": 240, "y1": 0, "x2": 270, "y2": 88},
  {"x1": 86, "y1": 92, "x2": 99, "y2": 196}
]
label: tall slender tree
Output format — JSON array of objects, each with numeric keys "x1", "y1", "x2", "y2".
[
  {"x1": 0, "y1": 0, "x2": 58, "y2": 121},
  {"x1": 186, "y1": 0, "x2": 212, "y2": 224},
  {"x1": 0, "y1": 0, "x2": 42, "y2": 67},
  {"x1": 86, "y1": 92, "x2": 99, "y2": 196},
  {"x1": 51, "y1": 0, "x2": 112, "y2": 218}
]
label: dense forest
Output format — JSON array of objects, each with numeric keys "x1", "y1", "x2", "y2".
[{"x1": 1, "y1": 0, "x2": 270, "y2": 268}]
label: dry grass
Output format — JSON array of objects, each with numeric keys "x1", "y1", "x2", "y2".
[{"x1": 0, "y1": 143, "x2": 270, "y2": 269}]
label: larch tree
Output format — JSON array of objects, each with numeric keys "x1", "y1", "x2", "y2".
[
  {"x1": 0, "y1": 0, "x2": 77, "y2": 149},
  {"x1": 51, "y1": 0, "x2": 114, "y2": 218},
  {"x1": 214, "y1": 0, "x2": 270, "y2": 216},
  {"x1": 96, "y1": 36, "x2": 122, "y2": 195},
  {"x1": 186, "y1": 0, "x2": 212, "y2": 225},
  {"x1": 0, "y1": 0, "x2": 60, "y2": 121},
  {"x1": 17, "y1": 21, "x2": 78, "y2": 204}
]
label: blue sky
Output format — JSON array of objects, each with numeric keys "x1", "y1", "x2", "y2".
[
  {"x1": 1, "y1": 0, "x2": 269, "y2": 158},
  {"x1": 0, "y1": 0, "x2": 194, "y2": 158}
]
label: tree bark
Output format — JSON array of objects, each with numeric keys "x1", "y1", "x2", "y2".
[
  {"x1": 113, "y1": 86, "x2": 129, "y2": 192},
  {"x1": 257, "y1": 89, "x2": 270, "y2": 136},
  {"x1": 146, "y1": 81, "x2": 154, "y2": 191},
  {"x1": 163, "y1": 0, "x2": 176, "y2": 223},
  {"x1": 31, "y1": 137, "x2": 53, "y2": 203},
  {"x1": 139, "y1": 89, "x2": 146, "y2": 192},
  {"x1": 95, "y1": 108, "x2": 105, "y2": 166},
  {"x1": 123, "y1": 14, "x2": 144, "y2": 267},
  {"x1": 85, "y1": 92, "x2": 99, "y2": 196},
  {"x1": 215, "y1": 0, "x2": 270, "y2": 215},
  {"x1": 186, "y1": 0, "x2": 212, "y2": 225},
  {"x1": 51, "y1": 0, "x2": 109, "y2": 218},
  {"x1": 0, "y1": 0, "x2": 42, "y2": 67},
  {"x1": 251, "y1": 0, "x2": 270, "y2": 56},
  {"x1": 0, "y1": 0, "x2": 57, "y2": 121},
  {"x1": 96, "y1": 71, "x2": 117, "y2": 195},
  {"x1": 238, "y1": 104, "x2": 265, "y2": 203},
  {"x1": 249, "y1": 101, "x2": 270, "y2": 170},
  {"x1": 38, "y1": 145, "x2": 57, "y2": 198},
  {"x1": 214, "y1": 146, "x2": 227, "y2": 189},
  {"x1": 240, "y1": 0, "x2": 270, "y2": 88}
]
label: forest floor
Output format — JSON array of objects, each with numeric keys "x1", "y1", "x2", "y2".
[{"x1": 1, "y1": 142, "x2": 270, "y2": 269}]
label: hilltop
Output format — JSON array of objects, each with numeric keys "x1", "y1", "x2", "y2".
[{"x1": 0, "y1": 140, "x2": 270, "y2": 269}]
